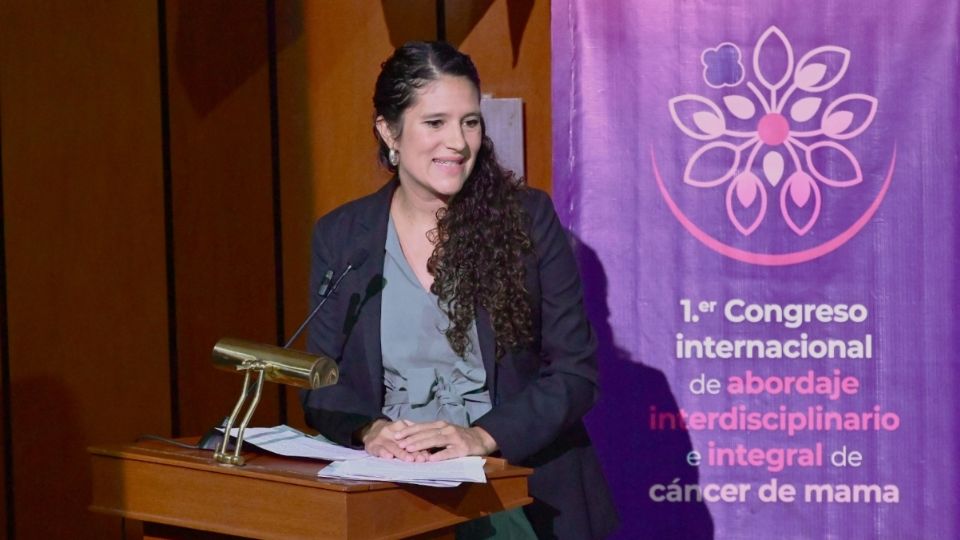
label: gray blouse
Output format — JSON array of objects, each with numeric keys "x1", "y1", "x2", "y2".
[{"x1": 380, "y1": 216, "x2": 492, "y2": 427}]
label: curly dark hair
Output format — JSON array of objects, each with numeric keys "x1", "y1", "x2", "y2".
[{"x1": 373, "y1": 41, "x2": 533, "y2": 358}]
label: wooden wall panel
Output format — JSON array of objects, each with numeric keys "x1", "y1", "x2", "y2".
[
  {"x1": 277, "y1": 0, "x2": 437, "y2": 428},
  {"x1": 293, "y1": 0, "x2": 437, "y2": 218},
  {"x1": 275, "y1": 1, "x2": 318, "y2": 427},
  {"x1": 0, "y1": 1, "x2": 171, "y2": 538},
  {"x1": 0, "y1": 385, "x2": 5, "y2": 537},
  {"x1": 165, "y1": 0, "x2": 281, "y2": 437},
  {"x1": 451, "y1": 0, "x2": 552, "y2": 192},
  {"x1": 0, "y1": 284, "x2": 6, "y2": 536},
  {"x1": 0, "y1": 156, "x2": 8, "y2": 540}
]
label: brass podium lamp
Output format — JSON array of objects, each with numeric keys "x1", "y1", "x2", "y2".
[{"x1": 210, "y1": 338, "x2": 338, "y2": 466}]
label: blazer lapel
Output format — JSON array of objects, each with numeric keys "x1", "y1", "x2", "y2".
[
  {"x1": 354, "y1": 179, "x2": 396, "y2": 404},
  {"x1": 475, "y1": 305, "x2": 498, "y2": 405}
]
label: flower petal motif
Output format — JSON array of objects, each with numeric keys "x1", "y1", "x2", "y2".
[
  {"x1": 789, "y1": 173, "x2": 812, "y2": 207},
  {"x1": 820, "y1": 93, "x2": 878, "y2": 139},
  {"x1": 692, "y1": 111, "x2": 724, "y2": 137},
  {"x1": 763, "y1": 151, "x2": 784, "y2": 186},
  {"x1": 795, "y1": 64, "x2": 827, "y2": 89},
  {"x1": 753, "y1": 26, "x2": 795, "y2": 91},
  {"x1": 822, "y1": 111, "x2": 853, "y2": 135},
  {"x1": 793, "y1": 46, "x2": 851, "y2": 92},
  {"x1": 669, "y1": 94, "x2": 727, "y2": 140},
  {"x1": 683, "y1": 141, "x2": 741, "y2": 187},
  {"x1": 806, "y1": 141, "x2": 863, "y2": 187},
  {"x1": 726, "y1": 171, "x2": 767, "y2": 235},
  {"x1": 737, "y1": 174, "x2": 758, "y2": 207},
  {"x1": 780, "y1": 171, "x2": 822, "y2": 235},
  {"x1": 789, "y1": 97, "x2": 821, "y2": 123},
  {"x1": 723, "y1": 95, "x2": 756, "y2": 120}
]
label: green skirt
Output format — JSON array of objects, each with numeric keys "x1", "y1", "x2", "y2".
[{"x1": 455, "y1": 507, "x2": 537, "y2": 539}]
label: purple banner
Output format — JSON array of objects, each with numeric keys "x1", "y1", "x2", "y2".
[{"x1": 552, "y1": 1, "x2": 958, "y2": 538}]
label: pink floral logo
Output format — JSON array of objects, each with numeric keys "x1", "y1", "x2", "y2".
[{"x1": 652, "y1": 25, "x2": 895, "y2": 265}]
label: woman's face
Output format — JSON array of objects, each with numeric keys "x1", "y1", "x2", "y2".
[{"x1": 381, "y1": 75, "x2": 482, "y2": 204}]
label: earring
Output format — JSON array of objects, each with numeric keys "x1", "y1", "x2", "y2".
[{"x1": 388, "y1": 148, "x2": 399, "y2": 166}]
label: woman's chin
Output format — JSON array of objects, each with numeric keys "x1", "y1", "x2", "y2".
[
  {"x1": 428, "y1": 178, "x2": 468, "y2": 199},
  {"x1": 397, "y1": 172, "x2": 470, "y2": 204}
]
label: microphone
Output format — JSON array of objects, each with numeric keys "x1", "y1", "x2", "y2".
[
  {"x1": 283, "y1": 248, "x2": 369, "y2": 349},
  {"x1": 198, "y1": 249, "x2": 369, "y2": 452},
  {"x1": 316, "y1": 270, "x2": 334, "y2": 297},
  {"x1": 198, "y1": 249, "x2": 370, "y2": 453}
]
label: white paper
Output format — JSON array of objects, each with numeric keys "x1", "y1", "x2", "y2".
[
  {"x1": 222, "y1": 425, "x2": 368, "y2": 461},
  {"x1": 219, "y1": 425, "x2": 488, "y2": 487},
  {"x1": 317, "y1": 456, "x2": 487, "y2": 487}
]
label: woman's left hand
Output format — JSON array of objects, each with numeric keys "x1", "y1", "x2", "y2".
[{"x1": 393, "y1": 421, "x2": 498, "y2": 462}]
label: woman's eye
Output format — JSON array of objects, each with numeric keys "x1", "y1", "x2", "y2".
[
  {"x1": 464, "y1": 118, "x2": 481, "y2": 128},
  {"x1": 425, "y1": 120, "x2": 443, "y2": 128}
]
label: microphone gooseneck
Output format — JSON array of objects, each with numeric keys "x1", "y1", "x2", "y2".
[{"x1": 283, "y1": 248, "x2": 369, "y2": 349}]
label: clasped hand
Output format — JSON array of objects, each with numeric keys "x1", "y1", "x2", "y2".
[{"x1": 361, "y1": 419, "x2": 497, "y2": 462}]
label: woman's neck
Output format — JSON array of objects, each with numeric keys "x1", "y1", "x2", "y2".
[{"x1": 391, "y1": 182, "x2": 445, "y2": 230}]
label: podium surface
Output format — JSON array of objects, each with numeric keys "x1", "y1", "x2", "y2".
[{"x1": 89, "y1": 439, "x2": 532, "y2": 539}]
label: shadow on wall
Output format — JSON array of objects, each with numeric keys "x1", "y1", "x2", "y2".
[
  {"x1": 12, "y1": 376, "x2": 120, "y2": 538},
  {"x1": 381, "y1": 0, "x2": 534, "y2": 66},
  {"x1": 575, "y1": 237, "x2": 715, "y2": 540},
  {"x1": 174, "y1": 0, "x2": 304, "y2": 117}
]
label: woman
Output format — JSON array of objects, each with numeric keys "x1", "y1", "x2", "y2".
[{"x1": 302, "y1": 41, "x2": 617, "y2": 539}]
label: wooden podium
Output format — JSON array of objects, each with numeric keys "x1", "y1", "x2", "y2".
[{"x1": 89, "y1": 439, "x2": 532, "y2": 539}]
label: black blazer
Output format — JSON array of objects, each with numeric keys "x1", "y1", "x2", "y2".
[{"x1": 302, "y1": 179, "x2": 618, "y2": 539}]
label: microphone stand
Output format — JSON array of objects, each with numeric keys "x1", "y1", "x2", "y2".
[{"x1": 208, "y1": 252, "x2": 367, "y2": 466}]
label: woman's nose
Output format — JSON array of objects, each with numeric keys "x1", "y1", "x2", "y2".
[{"x1": 445, "y1": 125, "x2": 467, "y2": 151}]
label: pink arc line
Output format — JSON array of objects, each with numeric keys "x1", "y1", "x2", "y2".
[{"x1": 650, "y1": 145, "x2": 896, "y2": 266}]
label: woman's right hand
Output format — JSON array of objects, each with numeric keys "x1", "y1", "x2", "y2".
[{"x1": 360, "y1": 419, "x2": 429, "y2": 462}]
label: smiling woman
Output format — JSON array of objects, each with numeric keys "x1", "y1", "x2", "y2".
[{"x1": 301, "y1": 41, "x2": 618, "y2": 539}]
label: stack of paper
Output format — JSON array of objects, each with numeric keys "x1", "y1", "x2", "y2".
[
  {"x1": 224, "y1": 425, "x2": 487, "y2": 487},
  {"x1": 224, "y1": 425, "x2": 368, "y2": 461},
  {"x1": 318, "y1": 456, "x2": 487, "y2": 487}
]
